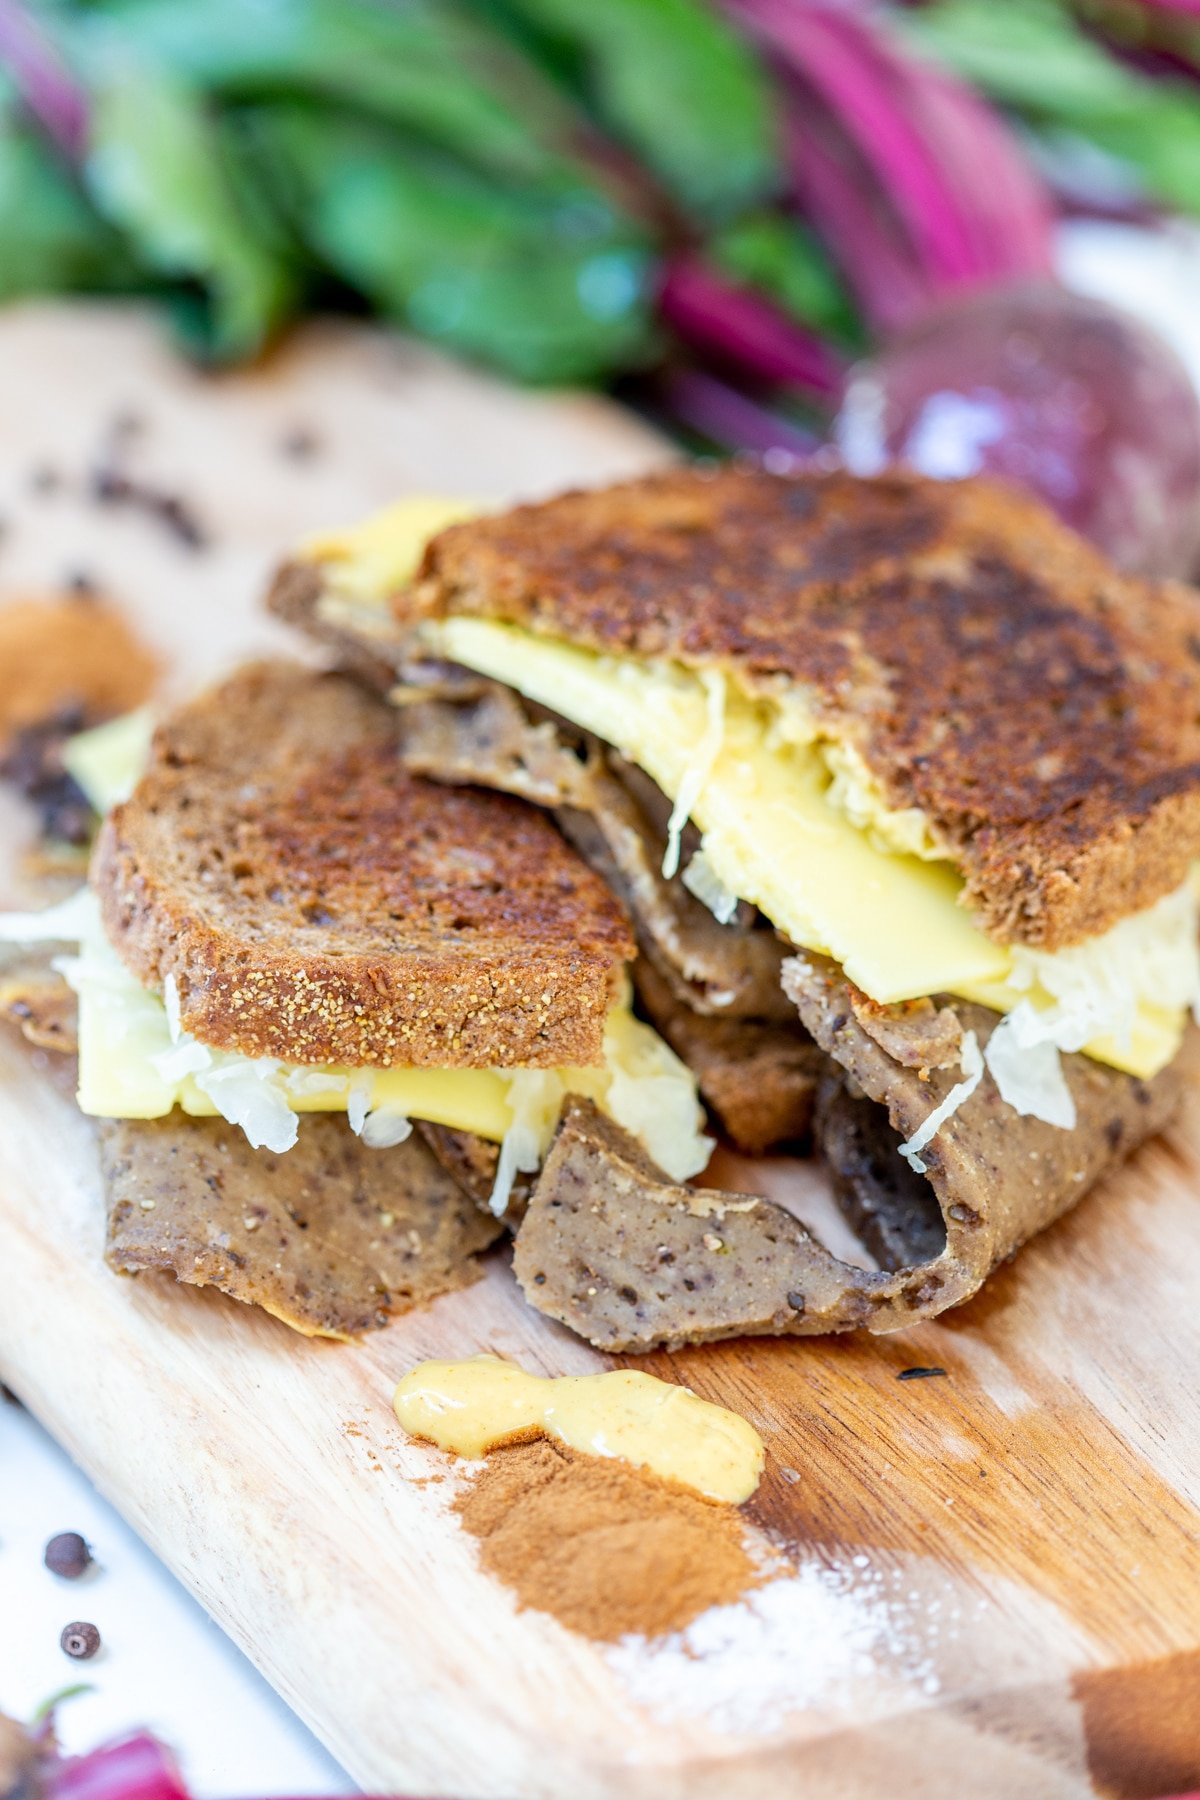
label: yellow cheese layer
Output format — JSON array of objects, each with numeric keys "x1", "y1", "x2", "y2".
[
  {"x1": 424, "y1": 618, "x2": 1187, "y2": 1080},
  {"x1": 302, "y1": 495, "x2": 480, "y2": 607},
  {"x1": 66, "y1": 922, "x2": 710, "y2": 1179},
  {"x1": 62, "y1": 707, "x2": 156, "y2": 815},
  {"x1": 76, "y1": 965, "x2": 515, "y2": 1135}
]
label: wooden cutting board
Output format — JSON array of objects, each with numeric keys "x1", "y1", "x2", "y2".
[{"x1": 1, "y1": 303, "x2": 1198, "y2": 1800}]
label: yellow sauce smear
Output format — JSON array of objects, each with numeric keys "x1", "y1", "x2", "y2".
[{"x1": 393, "y1": 1355, "x2": 764, "y2": 1504}]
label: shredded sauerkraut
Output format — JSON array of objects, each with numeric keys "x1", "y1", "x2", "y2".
[
  {"x1": 597, "y1": 1005, "x2": 713, "y2": 1181},
  {"x1": 979, "y1": 873, "x2": 1200, "y2": 1129},
  {"x1": 0, "y1": 887, "x2": 99, "y2": 947},
  {"x1": 486, "y1": 1010, "x2": 713, "y2": 1215},
  {"x1": 662, "y1": 670, "x2": 726, "y2": 881},
  {"x1": 682, "y1": 846, "x2": 739, "y2": 924},
  {"x1": 983, "y1": 1020, "x2": 1075, "y2": 1128},
  {"x1": 489, "y1": 1071, "x2": 565, "y2": 1215},
  {"x1": 899, "y1": 1030, "x2": 984, "y2": 1174},
  {"x1": 359, "y1": 1106, "x2": 413, "y2": 1149},
  {"x1": 821, "y1": 739, "x2": 945, "y2": 862}
]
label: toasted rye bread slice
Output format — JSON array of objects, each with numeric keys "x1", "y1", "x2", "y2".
[
  {"x1": 92, "y1": 661, "x2": 634, "y2": 1067},
  {"x1": 402, "y1": 466, "x2": 1200, "y2": 951}
]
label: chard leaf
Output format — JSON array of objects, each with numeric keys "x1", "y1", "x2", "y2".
[
  {"x1": 906, "y1": 0, "x2": 1200, "y2": 215},
  {"x1": 487, "y1": 0, "x2": 778, "y2": 219},
  {"x1": 255, "y1": 106, "x2": 656, "y2": 383},
  {"x1": 0, "y1": 110, "x2": 129, "y2": 296},
  {"x1": 73, "y1": 0, "x2": 579, "y2": 180},
  {"x1": 709, "y1": 212, "x2": 863, "y2": 347},
  {"x1": 85, "y1": 59, "x2": 294, "y2": 356}
]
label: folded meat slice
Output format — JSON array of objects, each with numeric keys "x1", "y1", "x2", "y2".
[
  {"x1": 814, "y1": 1077, "x2": 946, "y2": 1270},
  {"x1": 514, "y1": 957, "x2": 1182, "y2": 1350},
  {"x1": 400, "y1": 684, "x2": 793, "y2": 1021},
  {"x1": 632, "y1": 957, "x2": 822, "y2": 1155},
  {"x1": 102, "y1": 1113, "x2": 503, "y2": 1338},
  {"x1": 512, "y1": 1098, "x2": 825, "y2": 1350},
  {"x1": 786, "y1": 953, "x2": 1183, "y2": 1320}
]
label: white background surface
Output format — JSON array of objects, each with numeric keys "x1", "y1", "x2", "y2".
[
  {"x1": 0, "y1": 1396, "x2": 354, "y2": 1795},
  {"x1": 2, "y1": 223, "x2": 1198, "y2": 1797}
]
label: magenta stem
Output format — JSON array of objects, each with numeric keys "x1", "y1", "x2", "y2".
[
  {"x1": 0, "y1": 0, "x2": 88, "y2": 158},
  {"x1": 662, "y1": 367, "x2": 822, "y2": 459},
  {"x1": 659, "y1": 256, "x2": 846, "y2": 398}
]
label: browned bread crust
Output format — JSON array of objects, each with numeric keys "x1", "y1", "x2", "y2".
[
  {"x1": 92, "y1": 661, "x2": 634, "y2": 1068},
  {"x1": 405, "y1": 467, "x2": 1200, "y2": 949}
]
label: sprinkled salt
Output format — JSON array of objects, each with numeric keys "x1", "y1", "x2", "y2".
[{"x1": 606, "y1": 1556, "x2": 943, "y2": 1736}]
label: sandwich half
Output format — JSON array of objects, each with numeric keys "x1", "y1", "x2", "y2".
[
  {"x1": 0, "y1": 658, "x2": 710, "y2": 1335},
  {"x1": 267, "y1": 467, "x2": 1199, "y2": 1339}
]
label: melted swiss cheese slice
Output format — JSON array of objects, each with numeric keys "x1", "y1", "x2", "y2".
[
  {"x1": 421, "y1": 618, "x2": 1186, "y2": 1081},
  {"x1": 65, "y1": 922, "x2": 709, "y2": 1179}
]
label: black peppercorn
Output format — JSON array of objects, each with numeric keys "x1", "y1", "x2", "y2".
[
  {"x1": 60, "y1": 1621, "x2": 101, "y2": 1660},
  {"x1": 44, "y1": 1531, "x2": 92, "y2": 1579}
]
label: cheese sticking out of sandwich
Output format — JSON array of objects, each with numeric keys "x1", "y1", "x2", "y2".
[
  {"x1": 47, "y1": 892, "x2": 706, "y2": 1192},
  {"x1": 302, "y1": 495, "x2": 480, "y2": 608},
  {"x1": 417, "y1": 617, "x2": 1197, "y2": 1082}
]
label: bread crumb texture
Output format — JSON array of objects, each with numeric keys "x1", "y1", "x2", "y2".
[
  {"x1": 93, "y1": 661, "x2": 634, "y2": 1067},
  {"x1": 411, "y1": 467, "x2": 1200, "y2": 948}
]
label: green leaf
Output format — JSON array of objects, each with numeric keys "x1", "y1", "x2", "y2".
[
  {"x1": 0, "y1": 111, "x2": 130, "y2": 297},
  {"x1": 84, "y1": 58, "x2": 295, "y2": 356},
  {"x1": 71, "y1": 0, "x2": 581, "y2": 182},
  {"x1": 485, "y1": 0, "x2": 778, "y2": 219},
  {"x1": 255, "y1": 105, "x2": 657, "y2": 382},
  {"x1": 709, "y1": 212, "x2": 864, "y2": 347},
  {"x1": 904, "y1": 0, "x2": 1200, "y2": 215}
]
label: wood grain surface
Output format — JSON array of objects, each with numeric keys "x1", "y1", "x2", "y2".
[{"x1": 0, "y1": 304, "x2": 1198, "y2": 1800}]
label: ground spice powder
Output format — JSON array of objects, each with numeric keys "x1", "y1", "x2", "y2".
[
  {"x1": 0, "y1": 596, "x2": 157, "y2": 750},
  {"x1": 453, "y1": 1438, "x2": 757, "y2": 1641}
]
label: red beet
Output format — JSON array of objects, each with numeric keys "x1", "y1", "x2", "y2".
[{"x1": 836, "y1": 280, "x2": 1200, "y2": 578}]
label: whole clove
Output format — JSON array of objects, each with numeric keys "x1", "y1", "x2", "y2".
[{"x1": 0, "y1": 706, "x2": 95, "y2": 845}]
